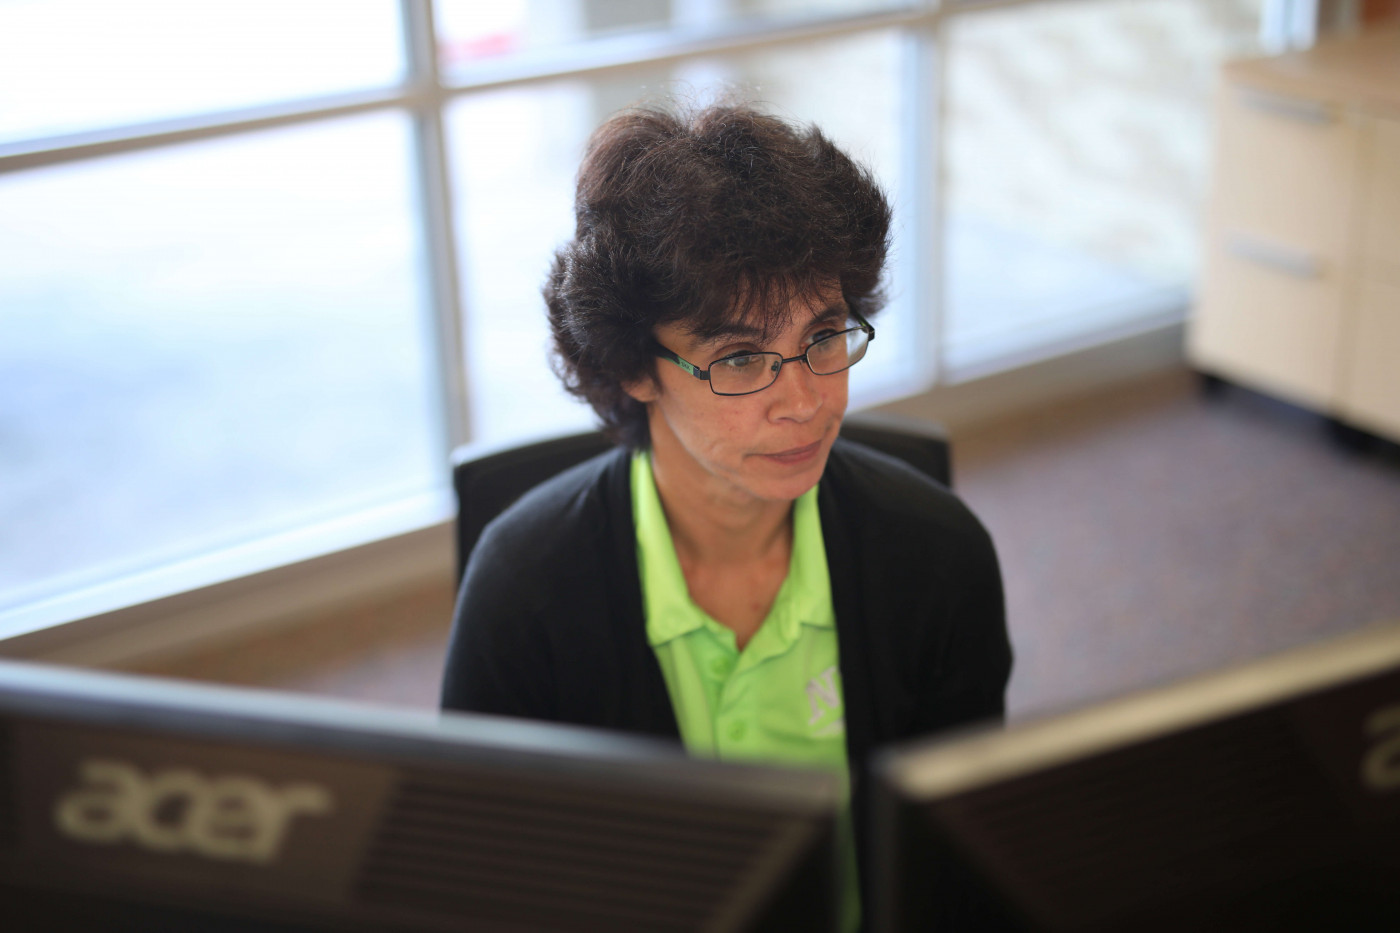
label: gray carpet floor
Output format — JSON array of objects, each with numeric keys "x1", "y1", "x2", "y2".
[{"x1": 955, "y1": 368, "x2": 1400, "y2": 720}]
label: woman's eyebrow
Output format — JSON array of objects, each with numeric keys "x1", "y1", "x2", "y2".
[
  {"x1": 690, "y1": 302, "x2": 850, "y2": 346},
  {"x1": 690, "y1": 321, "x2": 767, "y2": 345},
  {"x1": 813, "y1": 304, "x2": 849, "y2": 325}
]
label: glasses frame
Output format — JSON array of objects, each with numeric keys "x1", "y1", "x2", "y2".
[{"x1": 652, "y1": 311, "x2": 875, "y2": 397}]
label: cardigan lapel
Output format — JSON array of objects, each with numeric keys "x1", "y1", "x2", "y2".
[
  {"x1": 601, "y1": 446, "x2": 684, "y2": 741},
  {"x1": 819, "y1": 443, "x2": 878, "y2": 775}
]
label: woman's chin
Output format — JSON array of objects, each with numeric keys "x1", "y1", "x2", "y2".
[{"x1": 741, "y1": 452, "x2": 831, "y2": 502}]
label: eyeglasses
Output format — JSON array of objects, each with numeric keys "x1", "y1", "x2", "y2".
[{"x1": 653, "y1": 313, "x2": 874, "y2": 397}]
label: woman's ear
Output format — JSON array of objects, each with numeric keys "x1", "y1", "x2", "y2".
[{"x1": 622, "y1": 374, "x2": 661, "y2": 404}]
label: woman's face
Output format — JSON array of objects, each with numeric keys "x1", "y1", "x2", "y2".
[{"x1": 630, "y1": 285, "x2": 851, "y2": 507}]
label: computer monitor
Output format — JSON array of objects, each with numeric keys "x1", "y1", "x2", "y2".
[
  {"x1": 873, "y1": 620, "x2": 1400, "y2": 933},
  {"x1": 0, "y1": 659, "x2": 840, "y2": 932}
]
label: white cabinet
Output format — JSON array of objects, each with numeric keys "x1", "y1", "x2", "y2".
[{"x1": 1190, "y1": 29, "x2": 1400, "y2": 441}]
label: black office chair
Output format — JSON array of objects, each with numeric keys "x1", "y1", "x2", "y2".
[{"x1": 450, "y1": 412, "x2": 951, "y2": 584}]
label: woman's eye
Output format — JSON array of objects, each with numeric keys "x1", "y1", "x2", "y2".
[{"x1": 716, "y1": 353, "x2": 762, "y2": 370}]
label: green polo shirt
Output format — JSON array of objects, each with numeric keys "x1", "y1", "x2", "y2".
[{"x1": 631, "y1": 451, "x2": 859, "y2": 931}]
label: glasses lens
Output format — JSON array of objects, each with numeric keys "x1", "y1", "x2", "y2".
[
  {"x1": 806, "y1": 326, "x2": 869, "y2": 375},
  {"x1": 710, "y1": 352, "x2": 782, "y2": 395}
]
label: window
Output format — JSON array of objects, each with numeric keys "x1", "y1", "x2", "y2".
[
  {"x1": 0, "y1": 0, "x2": 1268, "y2": 637},
  {"x1": 940, "y1": 0, "x2": 1267, "y2": 378},
  {"x1": 0, "y1": 113, "x2": 438, "y2": 617}
]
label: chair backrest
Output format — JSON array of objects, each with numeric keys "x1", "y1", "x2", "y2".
[{"x1": 450, "y1": 413, "x2": 951, "y2": 584}]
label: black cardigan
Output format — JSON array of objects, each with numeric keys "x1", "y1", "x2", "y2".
[{"x1": 441, "y1": 438, "x2": 1012, "y2": 916}]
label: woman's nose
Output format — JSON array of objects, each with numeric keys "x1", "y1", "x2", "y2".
[{"x1": 769, "y1": 356, "x2": 822, "y2": 420}]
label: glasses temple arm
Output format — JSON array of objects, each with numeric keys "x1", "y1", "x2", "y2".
[
  {"x1": 654, "y1": 344, "x2": 711, "y2": 382},
  {"x1": 851, "y1": 309, "x2": 875, "y2": 341}
]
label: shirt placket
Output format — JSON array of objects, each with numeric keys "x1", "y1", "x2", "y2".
[{"x1": 712, "y1": 611, "x2": 800, "y2": 757}]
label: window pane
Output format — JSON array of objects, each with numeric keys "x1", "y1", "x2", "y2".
[
  {"x1": 435, "y1": 0, "x2": 902, "y2": 72},
  {"x1": 446, "y1": 30, "x2": 908, "y2": 446},
  {"x1": 0, "y1": 113, "x2": 439, "y2": 611},
  {"x1": 942, "y1": 0, "x2": 1266, "y2": 377},
  {"x1": 0, "y1": 0, "x2": 403, "y2": 144}
]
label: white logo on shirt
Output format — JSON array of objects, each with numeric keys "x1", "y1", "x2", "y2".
[{"x1": 806, "y1": 666, "x2": 845, "y2": 737}]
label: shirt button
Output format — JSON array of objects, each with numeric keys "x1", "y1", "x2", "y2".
[
  {"x1": 709, "y1": 657, "x2": 731, "y2": 678},
  {"x1": 727, "y1": 721, "x2": 747, "y2": 742}
]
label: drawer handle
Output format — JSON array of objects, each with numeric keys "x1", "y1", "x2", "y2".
[
  {"x1": 1236, "y1": 88, "x2": 1336, "y2": 125},
  {"x1": 1225, "y1": 233, "x2": 1323, "y2": 279}
]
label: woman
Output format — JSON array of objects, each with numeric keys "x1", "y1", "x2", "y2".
[{"x1": 441, "y1": 101, "x2": 1011, "y2": 929}]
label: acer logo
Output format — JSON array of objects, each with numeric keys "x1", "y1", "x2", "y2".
[
  {"x1": 53, "y1": 759, "x2": 333, "y2": 864},
  {"x1": 1362, "y1": 703, "x2": 1400, "y2": 793}
]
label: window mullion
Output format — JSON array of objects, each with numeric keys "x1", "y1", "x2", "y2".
[
  {"x1": 0, "y1": 87, "x2": 417, "y2": 176},
  {"x1": 899, "y1": 1, "x2": 946, "y2": 390},
  {"x1": 402, "y1": 0, "x2": 472, "y2": 455}
]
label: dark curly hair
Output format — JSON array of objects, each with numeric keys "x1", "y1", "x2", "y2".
[{"x1": 544, "y1": 101, "x2": 893, "y2": 448}]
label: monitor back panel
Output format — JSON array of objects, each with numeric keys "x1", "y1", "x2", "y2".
[
  {"x1": 0, "y1": 666, "x2": 837, "y2": 932},
  {"x1": 877, "y1": 625, "x2": 1400, "y2": 932}
]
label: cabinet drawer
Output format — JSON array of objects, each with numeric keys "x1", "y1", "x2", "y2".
[
  {"x1": 1339, "y1": 279, "x2": 1400, "y2": 438},
  {"x1": 1208, "y1": 85, "x2": 1360, "y2": 262},
  {"x1": 1360, "y1": 115, "x2": 1400, "y2": 285},
  {"x1": 1191, "y1": 248, "x2": 1345, "y2": 409}
]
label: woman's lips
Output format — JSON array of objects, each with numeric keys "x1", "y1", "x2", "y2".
[{"x1": 761, "y1": 440, "x2": 823, "y2": 465}]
